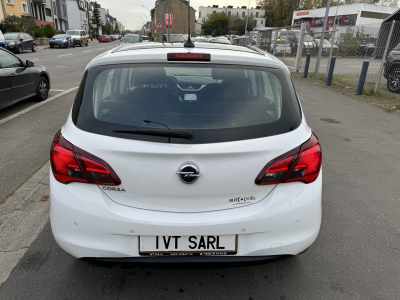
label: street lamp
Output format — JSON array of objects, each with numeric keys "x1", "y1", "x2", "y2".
[
  {"x1": 140, "y1": 13, "x2": 148, "y2": 22},
  {"x1": 142, "y1": 5, "x2": 151, "y2": 12}
]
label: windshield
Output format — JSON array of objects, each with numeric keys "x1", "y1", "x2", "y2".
[
  {"x1": 66, "y1": 31, "x2": 79, "y2": 36},
  {"x1": 53, "y1": 34, "x2": 67, "y2": 39},
  {"x1": 74, "y1": 64, "x2": 301, "y2": 144},
  {"x1": 4, "y1": 33, "x2": 19, "y2": 40},
  {"x1": 142, "y1": 36, "x2": 149, "y2": 40},
  {"x1": 122, "y1": 36, "x2": 140, "y2": 43}
]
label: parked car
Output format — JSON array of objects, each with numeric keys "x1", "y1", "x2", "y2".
[
  {"x1": 121, "y1": 34, "x2": 141, "y2": 44},
  {"x1": 384, "y1": 43, "x2": 400, "y2": 93},
  {"x1": 49, "y1": 41, "x2": 322, "y2": 265},
  {"x1": 315, "y1": 39, "x2": 339, "y2": 53},
  {"x1": 208, "y1": 38, "x2": 232, "y2": 44},
  {"x1": 193, "y1": 37, "x2": 208, "y2": 42},
  {"x1": 356, "y1": 37, "x2": 377, "y2": 56},
  {"x1": 231, "y1": 37, "x2": 256, "y2": 46},
  {"x1": 49, "y1": 34, "x2": 75, "y2": 49},
  {"x1": 66, "y1": 30, "x2": 89, "y2": 47},
  {"x1": 275, "y1": 39, "x2": 292, "y2": 54},
  {"x1": 99, "y1": 35, "x2": 110, "y2": 43},
  {"x1": 272, "y1": 30, "x2": 316, "y2": 54},
  {"x1": 0, "y1": 48, "x2": 50, "y2": 110},
  {"x1": 3, "y1": 32, "x2": 36, "y2": 54},
  {"x1": 0, "y1": 30, "x2": 6, "y2": 48},
  {"x1": 141, "y1": 36, "x2": 150, "y2": 43},
  {"x1": 163, "y1": 34, "x2": 185, "y2": 42}
]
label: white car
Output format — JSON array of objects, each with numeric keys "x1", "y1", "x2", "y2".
[{"x1": 50, "y1": 42, "x2": 322, "y2": 265}]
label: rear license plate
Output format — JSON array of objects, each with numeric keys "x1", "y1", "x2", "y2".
[
  {"x1": 54, "y1": 45, "x2": 60, "y2": 48},
  {"x1": 139, "y1": 235, "x2": 237, "y2": 256}
]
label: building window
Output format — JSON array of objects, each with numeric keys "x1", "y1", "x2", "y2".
[
  {"x1": 242, "y1": 12, "x2": 245, "y2": 17},
  {"x1": 256, "y1": 12, "x2": 259, "y2": 18},
  {"x1": 53, "y1": 2, "x2": 57, "y2": 15},
  {"x1": 228, "y1": 11, "x2": 231, "y2": 17},
  {"x1": 22, "y1": 3, "x2": 28, "y2": 13},
  {"x1": 46, "y1": 8, "x2": 51, "y2": 17},
  {"x1": 199, "y1": 11, "x2": 201, "y2": 18},
  {"x1": 261, "y1": 20, "x2": 263, "y2": 24},
  {"x1": 6, "y1": 0, "x2": 13, "y2": 4}
]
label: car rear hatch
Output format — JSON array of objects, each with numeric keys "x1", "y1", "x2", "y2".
[{"x1": 69, "y1": 57, "x2": 304, "y2": 213}]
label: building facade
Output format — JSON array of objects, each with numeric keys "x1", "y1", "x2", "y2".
[
  {"x1": 292, "y1": 3, "x2": 398, "y2": 34},
  {"x1": 0, "y1": 1, "x2": 4, "y2": 21},
  {"x1": 152, "y1": 0, "x2": 196, "y2": 36},
  {"x1": 27, "y1": 0, "x2": 54, "y2": 27},
  {"x1": 65, "y1": 0, "x2": 89, "y2": 31},
  {"x1": 52, "y1": 0, "x2": 68, "y2": 31},
  {"x1": 3, "y1": 0, "x2": 31, "y2": 18},
  {"x1": 198, "y1": 5, "x2": 266, "y2": 27}
]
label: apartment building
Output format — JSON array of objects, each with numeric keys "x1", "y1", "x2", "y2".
[
  {"x1": 2, "y1": 0, "x2": 31, "y2": 18},
  {"x1": 198, "y1": 4, "x2": 266, "y2": 27},
  {"x1": 65, "y1": 0, "x2": 89, "y2": 31},
  {"x1": 27, "y1": 0, "x2": 54, "y2": 27},
  {"x1": 52, "y1": 0, "x2": 68, "y2": 31}
]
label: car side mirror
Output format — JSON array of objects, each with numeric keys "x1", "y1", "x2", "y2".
[
  {"x1": 20, "y1": 39, "x2": 24, "y2": 42},
  {"x1": 26, "y1": 60, "x2": 34, "y2": 67}
]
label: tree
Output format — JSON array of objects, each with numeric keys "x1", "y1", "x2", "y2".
[
  {"x1": 339, "y1": 26, "x2": 364, "y2": 56},
  {"x1": 0, "y1": 15, "x2": 37, "y2": 36},
  {"x1": 91, "y1": 1, "x2": 104, "y2": 38},
  {"x1": 201, "y1": 12, "x2": 231, "y2": 36},
  {"x1": 102, "y1": 22, "x2": 112, "y2": 35},
  {"x1": 231, "y1": 17, "x2": 257, "y2": 35}
]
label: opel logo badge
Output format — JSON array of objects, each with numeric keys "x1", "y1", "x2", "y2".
[{"x1": 177, "y1": 162, "x2": 201, "y2": 184}]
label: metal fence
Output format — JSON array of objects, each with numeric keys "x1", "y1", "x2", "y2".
[{"x1": 256, "y1": 21, "x2": 400, "y2": 103}]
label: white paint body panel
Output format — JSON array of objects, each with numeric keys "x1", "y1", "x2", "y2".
[{"x1": 50, "y1": 45, "x2": 322, "y2": 259}]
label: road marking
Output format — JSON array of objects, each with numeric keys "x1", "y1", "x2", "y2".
[
  {"x1": 50, "y1": 89, "x2": 66, "y2": 92},
  {"x1": 83, "y1": 50, "x2": 92, "y2": 53},
  {"x1": 56, "y1": 65, "x2": 70, "y2": 68},
  {"x1": 57, "y1": 54, "x2": 72, "y2": 57},
  {"x1": 31, "y1": 59, "x2": 39, "y2": 61},
  {"x1": 0, "y1": 86, "x2": 78, "y2": 125},
  {"x1": 99, "y1": 48, "x2": 104, "y2": 50}
]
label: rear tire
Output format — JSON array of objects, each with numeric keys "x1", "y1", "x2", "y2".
[
  {"x1": 86, "y1": 40, "x2": 88, "y2": 46},
  {"x1": 0, "y1": 45, "x2": 5, "y2": 49},
  {"x1": 80, "y1": 41, "x2": 83, "y2": 47},
  {"x1": 36, "y1": 76, "x2": 49, "y2": 101},
  {"x1": 32, "y1": 44, "x2": 37, "y2": 52}
]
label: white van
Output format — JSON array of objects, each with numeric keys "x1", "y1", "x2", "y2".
[{"x1": 66, "y1": 30, "x2": 89, "y2": 47}]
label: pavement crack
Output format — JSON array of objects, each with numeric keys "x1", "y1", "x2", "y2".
[{"x1": 0, "y1": 247, "x2": 29, "y2": 253}]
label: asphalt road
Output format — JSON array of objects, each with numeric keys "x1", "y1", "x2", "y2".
[
  {"x1": 1, "y1": 50, "x2": 400, "y2": 299},
  {"x1": 0, "y1": 41, "x2": 119, "y2": 203}
]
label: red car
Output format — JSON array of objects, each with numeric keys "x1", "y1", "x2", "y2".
[{"x1": 99, "y1": 35, "x2": 110, "y2": 43}]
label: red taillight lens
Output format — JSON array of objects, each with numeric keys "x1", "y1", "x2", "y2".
[
  {"x1": 255, "y1": 132, "x2": 322, "y2": 185},
  {"x1": 50, "y1": 131, "x2": 121, "y2": 185}
]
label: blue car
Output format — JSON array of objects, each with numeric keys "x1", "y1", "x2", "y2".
[{"x1": 49, "y1": 34, "x2": 75, "y2": 49}]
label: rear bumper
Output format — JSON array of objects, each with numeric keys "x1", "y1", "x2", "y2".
[{"x1": 50, "y1": 170, "x2": 322, "y2": 260}]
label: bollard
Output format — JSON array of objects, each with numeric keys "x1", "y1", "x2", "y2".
[
  {"x1": 303, "y1": 53, "x2": 311, "y2": 78},
  {"x1": 356, "y1": 61, "x2": 369, "y2": 95},
  {"x1": 326, "y1": 57, "x2": 336, "y2": 86}
]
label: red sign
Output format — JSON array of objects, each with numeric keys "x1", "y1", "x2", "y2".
[
  {"x1": 165, "y1": 14, "x2": 173, "y2": 28},
  {"x1": 155, "y1": 20, "x2": 164, "y2": 30},
  {"x1": 296, "y1": 11, "x2": 309, "y2": 16}
]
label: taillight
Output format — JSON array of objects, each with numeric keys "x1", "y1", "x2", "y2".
[
  {"x1": 50, "y1": 131, "x2": 121, "y2": 185},
  {"x1": 167, "y1": 53, "x2": 211, "y2": 61},
  {"x1": 255, "y1": 132, "x2": 321, "y2": 185}
]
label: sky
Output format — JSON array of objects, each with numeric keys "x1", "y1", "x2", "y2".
[{"x1": 95, "y1": 0, "x2": 259, "y2": 31}]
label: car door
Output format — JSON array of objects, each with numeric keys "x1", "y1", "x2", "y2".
[
  {"x1": 0, "y1": 51, "x2": 36, "y2": 102},
  {"x1": 24, "y1": 34, "x2": 33, "y2": 49},
  {"x1": 0, "y1": 68, "x2": 13, "y2": 107},
  {"x1": 18, "y1": 34, "x2": 28, "y2": 50}
]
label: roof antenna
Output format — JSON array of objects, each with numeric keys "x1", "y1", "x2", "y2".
[{"x1": 184, "y1": 0, "x2": 194, "y2": 48}]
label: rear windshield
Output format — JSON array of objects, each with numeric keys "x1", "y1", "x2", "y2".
[
  {"x1": 4, "y1": 33, "x2": 19, "y2": 40},
  {"x1": 73, "y1": 64, "x2": 301, "y2": 144},
  {"x1": 122, "y1": 36, "x2": 140, "y2": 43},
  {"x1": 53, "y1": 34, "x2": 67, "y2": 39}
]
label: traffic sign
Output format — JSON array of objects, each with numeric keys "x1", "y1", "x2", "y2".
[
  {"x1": 155, "y1": 20, "x2": 164, "y2": 30},
  {"x1": 165, "y1": 14, "x2": 173, "y2": 29}
]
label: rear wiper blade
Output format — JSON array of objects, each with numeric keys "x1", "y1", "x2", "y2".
[{"x1": 113, "y1": 129, "x2": 193, "y2": 140}]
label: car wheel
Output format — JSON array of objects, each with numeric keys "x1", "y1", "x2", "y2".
[
  {"x1": 86, "y1": 40, "x2": 88, "y2": 46},
  {"x1": 32, "y1": 44, "x2": 37, "y2": 52},
  {"x1": 36, "y1": 76, "x2": 49, "y2": 101},
  {"x1": 387, "y1": 75, "x2": 400, "y2": 93},
  {"x1": 80, "y1": 41, "x2": 83, "y2": 47},
  {"x1": 17, "y1": 45, "x2": 22, "y2": 54}
]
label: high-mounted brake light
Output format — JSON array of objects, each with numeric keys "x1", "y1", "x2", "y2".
[
  {"x1": 167, "y1": 53, "x2": 211, "y2": 62},
  {"x1": 255, "y1": 132, "x2": 322, "y2": 185},
  {"x1": 50, "y1": 131, "x2": 121, "y2": 185}
]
